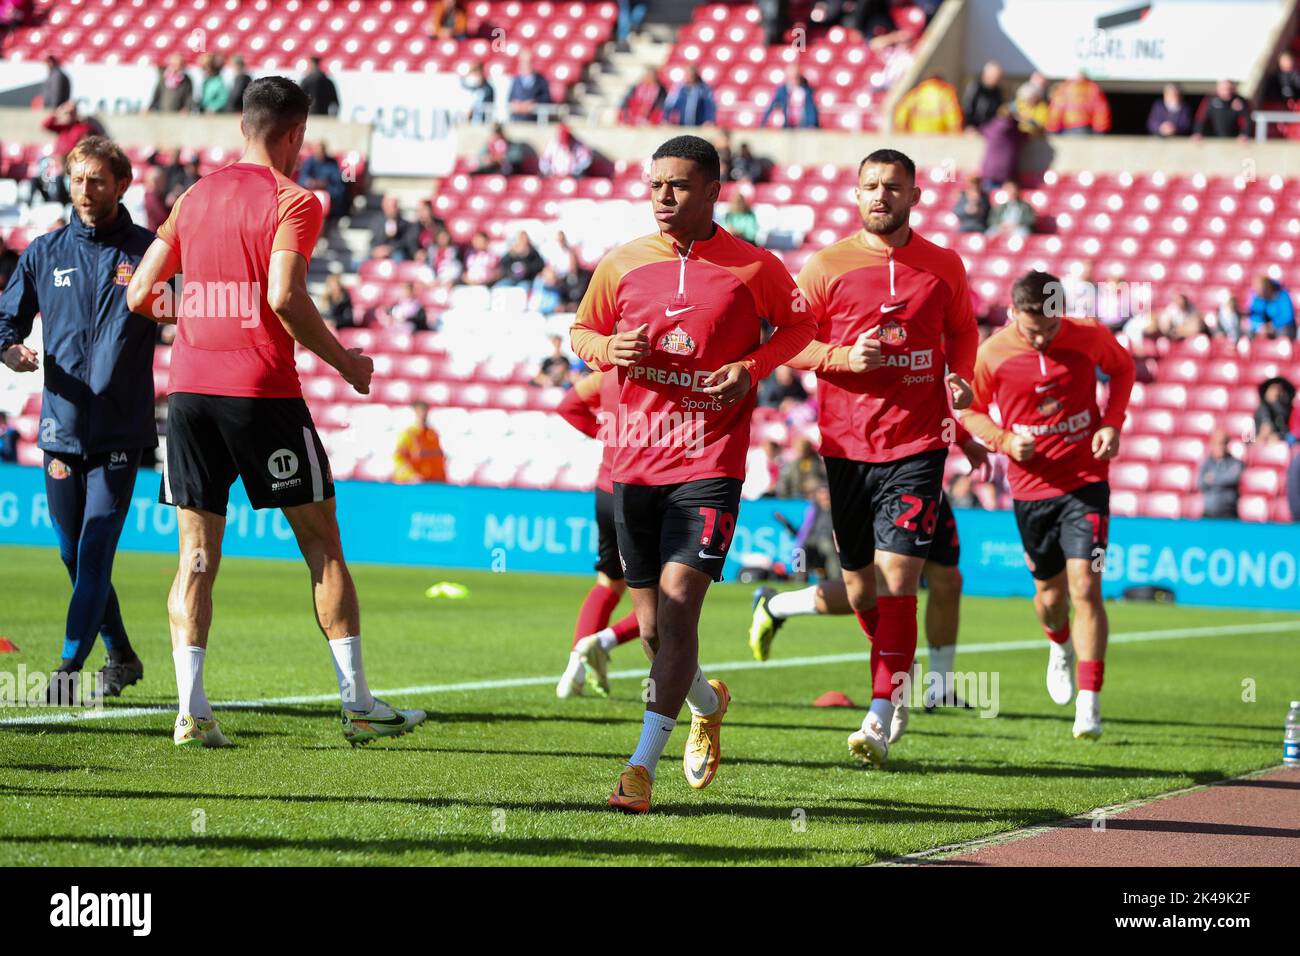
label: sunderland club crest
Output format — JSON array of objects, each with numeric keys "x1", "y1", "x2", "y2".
[
  {"x1": 659, "y1": 326, "x2": 696, "y2": 356},
  {"x1": 878, "y1": 321, "x2": 907, "y2": 345}
]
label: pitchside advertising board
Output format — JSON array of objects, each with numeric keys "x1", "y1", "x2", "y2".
[
  {"x1": 0, "y1": 63, "x2": 466, "y2": 176},
  {"x1": 2, "y1": 463, "x2": 1299, "y2": 609},
  {"x1": 965, "y1": 0, "x2": 1289, "y2": 83}
]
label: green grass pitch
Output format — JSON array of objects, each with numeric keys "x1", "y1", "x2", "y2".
[{"x1": 0, "y1": 542, "x2": 1294, "y2": 866}]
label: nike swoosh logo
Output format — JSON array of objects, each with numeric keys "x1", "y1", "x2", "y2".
[
  {"x1": 351, "y1": 712, "x2": 406, "y2": 726},
  {"x1": 916, "y1": 538, "x2": 932, "y2": 547},
  {"x1": 699, "y1": 550, "x2": 726, "y2": 560},
  {"x1": 665, "y1": 306, "x2": 695, "y2": 317},
  {"x1": 880, "y1": 303, "x2": 904, "y2": 313},
  {"x1": 1034, "y1": 384, "x2": 1054, "y2": 393},
  {"x1": 53, "y1": 267, "x2": 77, "y2": 277}
]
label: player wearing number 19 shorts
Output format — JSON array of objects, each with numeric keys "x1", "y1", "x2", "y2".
[
  {"x1": 786, "y1": 149, "x2": 979, "y2": 769},
  {"x1": 571, "y1": 135, "x2": 816, "y2": 812},
  {"x1": 961, "y1": 270, "x2": 1135, "y2": 740}
]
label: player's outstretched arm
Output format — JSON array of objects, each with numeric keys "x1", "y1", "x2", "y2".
[
  {"x1": 126, "y1": 239, "x2": 181, "y2": 324},
  {"x1": 0, "y1": 246, "x2": 42, "y2": 371},
  {"x1": 267, "y1": 249, "x2": 371, "y2": 394}
]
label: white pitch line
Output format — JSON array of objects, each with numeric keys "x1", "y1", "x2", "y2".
[{"x1": 2, "y1": 618, "x2": 1296, "y2": 728}]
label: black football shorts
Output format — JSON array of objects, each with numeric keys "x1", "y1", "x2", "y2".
[
  {"x1": 614, "y1": 478, "x2": 742, "y2": 588},
  {"x1": 824, "y1": 449, "x2": 948, "y2": 571},
  {"x1": 594, "y1": 487, "x2": 624, "y2": 580},
  {"x1": 1012, "y1": 481, "x2": 1111, "y2": 581}
]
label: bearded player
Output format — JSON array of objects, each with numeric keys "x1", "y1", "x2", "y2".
[
  {"x1": 553, "y1": 369, "x2": 642, "y2": 698},
  {"x1": 961, "y1": 270, "x2": 1134, "y2": 739},
  {"x1": 748, "y1": 426, "x2": 990, "y2": 739},
  {"x1": 571, "y1": 135, "x2": 816, "y2": 812},
  {"x1": 785, "y1": 149, "x2": 978, "y2": 768}
]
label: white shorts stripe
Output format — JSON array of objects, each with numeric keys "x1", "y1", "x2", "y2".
[
  {"x1": 302, "y1": 426, "x2": 323, "y2": 502},
  {"x1": 161, "y1": 443, "x2": 172, "y2": 503}
]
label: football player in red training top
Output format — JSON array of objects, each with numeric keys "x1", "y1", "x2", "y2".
[
  {"x1": 553, "y1": 369, "x2": 642, "y2": 698},
  {"x1": 571, "y1": 135, "x2": 817, "y2": 812},
  {"x1": 962, "y1": 270, "x2": 1134, "y2": 739},
  {"x1": 786, "y1": 148, "x2": 979, "y2": 768},
  {"x1": 127, "y1": 77, "x2": 426, "y2": 748}
]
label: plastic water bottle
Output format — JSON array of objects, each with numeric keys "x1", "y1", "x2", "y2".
[{"x1": 1286, "y1": 701, "x2": 1300, "y2": 768}]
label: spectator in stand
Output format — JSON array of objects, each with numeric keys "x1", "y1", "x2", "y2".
[
  {"x1": 1248, "y1": 275, "x2": 1296, "y2": 338},
  {"x1": 1012, "y1": 72, "x2": 1050, "y2": 134},
  {"x1": 226, "y1": 54, "x2": 251, "y2": 112},
  {"x1": 793, "y1": 482, "x2": 838, "y2": 577},
  {"x1": 429, "y1": 0, "x2": 468, "y2": 39},
  {"x1": 979, "y1": 104, "x2": 1025, "y2": 192},
  {"x1": 617, "y1": 0, "x2": 648, "y2": 48},
  {"x1": 149, "y1": 54, "x2": 193, "y2": 112},
  {"x1": 393, "y1": 402, "x2": 447, "y2": 483},
  {"x1": 761, "y1": 63, "x2": 819, "y2": 129},
  {"x1": 713, "y1": 129, "x2": 733, "y2": 180},
  {"x1": 369, "y1": 195, "x2": 421, "y2": 261},
  {"x1": 1289, "y1": 448, "x2": 1300, "y2": 522},
  {"x1": 162, "y1": 149, "x2": 201, "y2": 208},
  {"x1": 1147, "y1": 83, "x2": 1192, "y2": 137},
  {"x1": 1047, "y1": 70, "x2": 1111, "y2": 134},
  {"x1": 508, "y1": 52, "x2": 553, "y2": 121},
  {"x1": 1198, "y1": 430, "x2": 1243, "y2": 519},
  {"x1": 143, "y1": 166, "x2": 170, "y2": 231},
  {"x1": 475, "y1": 122, "x2": 518, "y2": 174},
  {"x1": 948, "y1": 473, "x2": 979, "y2": 509},
  {"x1": 197, "y1": 53, "x2": 229, "y2": 113},
  {"x1": 428, "y1": 228, "x2": 463, "y2": 290},
  {"x1": 534, "y1": 335, "x2": 576, "y2": 386},
  {"x1": 962, "y1": 60, "x2": 1004, "y2": 130},
  {"x1": 1212, "y1": 294, "x2": 1243, "y2": 343},
  {"x1": 496, "y1": 231, "x2": 546, "y2": 288},
  {"x1": 0, "y1": 411, "x2": 17, "y2": 463},
  {"x1": 299, "y1": 56, "x2": 340, "y2": 116},
  {"x1": 462, "y1": 62, "x2": 495, "y2": 124},
  {"x1": 1255, "y1": 376, "x2": 1296, "y2": 444},
  {"x1": 41, "y1": 55, "x2": 70, "y2": 109},
  {"x1": 377, "y1": 282, "x2": 431, "y2": 331},
  {"x1": 462, "y1": 230, "x2": 500, "y2": 285},
  {"x1": 412, "y1": 200, "x2": 448, "y2": 258},
  {"x1": 320, "y1": 274, "x2": 356, "y2": 329},
  {"x1": 0, "y1": 0, "x2": 30, "y2": 36},
  {"x1": 539, "y1": 124, "x2": 593, "y2": 178},
  {"x1": 1159, "y1": 292, "x2": 1203, "y2": 339},
  {"x1": 1193, "y1": 79, "x2": 1248, "y2": 140},
  {"x1": 1267, "y1": 51, "x2": 1300, "y2": 106},
  {"x1": 775, "y1": 436, "x2": 827, "y2": 500},
  {"x1": 730, "y1": 141, "x2": 767, "y2": 183},
  {"x1": 528, "y1": 266, "x2": 565, "y2": 315},
  {"x1": 953, "y1": 176, "x2": 990, "y2": 233},
  {"x1": 724, "y1": 192, "x2": 759, "y2": 243},
  {"x1": 42, "y1": 100, "x2": 102, "y2": 158},
  {"x1": 298, "y1": 140, "x2": 347, "y2": 221},
  {"x1": 757, "y1": 364, "x2": 808, "y2": 409},
  {"x1": 619, "y1": 67, "x2": 666, "y2": 126},
  {"x1": 892, "y1": 74, "x2": 963, "y2": 134},
  {"x1": 662, "y1": 66, "x2": 717, "y2": 127},
  {"x1": 986, "y1": 181, "x2": 1035, "y2": 238}
]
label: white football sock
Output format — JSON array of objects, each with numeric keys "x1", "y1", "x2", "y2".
[
  {"x1": 685, "y1": 667, "x2": 719, "y2": 716},
  {"x1": 329, "y1": 635, "x2": 375, "y2": 711},
  {"x1": 173, "y1": 645, "x2": 212, "y2": 719},
  {"x1": 928, "y1": 643, "x2": 956, "y2": 703},
  {"x1": 767, "y1": 586, "x2": 820, "y2": 619},
  {"x1": 867, "y1": 697, "x2": 894, "y2": 732},
  {"x1": 562, "y1": 650, "x2": 586, "y2": 686},
  {"x1": 1076, "y1": 689, "x2": 1100, "y2": 711},
  {"x1": 594, "y1": 627, "x2": 619, "y2": 651},
  {"x1": 628, "y1": 711, "x2": 677, "y2": 779}
]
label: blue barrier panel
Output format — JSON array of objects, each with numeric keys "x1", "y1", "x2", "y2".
[{"x1": 2, "y1": 463, "x2": 1298, "y2": 609}]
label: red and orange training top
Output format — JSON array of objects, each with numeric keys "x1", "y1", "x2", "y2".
[
  {"x1": 788, "y1": 229, "x2": 979, "y2": 463},
  {"x1": 570, "y1": 226, "x2": 816, "y2": 486},
  {"x1": 965, "y1": 316, "x2": 1136, "y2": 501}
]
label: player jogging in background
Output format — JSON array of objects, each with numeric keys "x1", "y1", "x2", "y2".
[
  {"x1": 571, "y1": 135, "x2": 817, "y2": 813},
  {"x1": 961, "y1": 270, "x2": 1134, "y2": 740},
  {"x1": 553, "y1": 368, "x2": 642, "y2": 698},
  {"x1": 0, "y1": 136, "x2": 156, "y2": 702},
  {"x1": 785, "y1": 148, "x2": 979, "y2": 769},
  {"x1": 749, "y1": 426, "x2": 990, "y2": 733},
  {"x1": 126, "y1": 76, "x2": 426, "y2": 748}
]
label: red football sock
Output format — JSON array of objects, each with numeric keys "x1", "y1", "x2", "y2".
[
  {"x1": 868, "y1": 596, "x2": 918, "y2": 700},
  {"x1": 573, "y1": 584, "x2": 621, "y2": 647},
  {"x1": 854, "y1": 607, "x2": 880, "y2": 640},
  {"x1": 1043, "y1": 623, "x2": 1070, "y2": 645},
  {"x1": 611, "y1": 611, "x2": 640, "y2": 645},
  {"x1": 1078, "y1": 659, "x2": 1105, "y2": 692}
]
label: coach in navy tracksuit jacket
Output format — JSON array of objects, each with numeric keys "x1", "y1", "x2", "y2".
[{"x1": 0, "y1": 136, "x2": 157, "y2": 697}]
